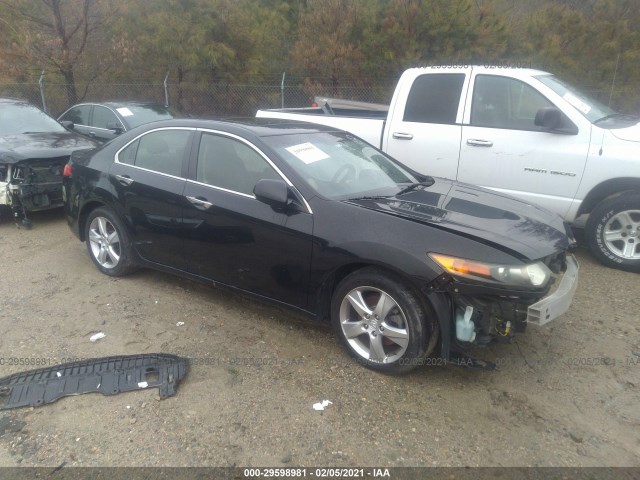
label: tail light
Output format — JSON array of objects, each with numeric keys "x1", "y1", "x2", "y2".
[{"x1": 63, "y1": 163, "x2": 73, "y2": 178}]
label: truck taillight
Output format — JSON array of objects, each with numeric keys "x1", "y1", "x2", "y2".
[{"x1": 63, "y1": 164, "x2": 72, "y2": 177}]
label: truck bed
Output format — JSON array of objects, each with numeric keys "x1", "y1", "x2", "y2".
[{"x1": 255, "y1": 106, "x2": 387, "y2": 147}]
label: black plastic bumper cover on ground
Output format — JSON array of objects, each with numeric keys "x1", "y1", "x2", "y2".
[{"x1": 0, "y1": 354, "x2": 189, "y2": 410}]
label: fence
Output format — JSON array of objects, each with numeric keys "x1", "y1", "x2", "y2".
[
  {"x1": 0, "y1": 79, "x2": 396, "y2": 118},
  {"x1": 0, "y1": 78, "x2": 638, "y2": 118}
]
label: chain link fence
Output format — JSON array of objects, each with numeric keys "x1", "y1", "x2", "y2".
[
  {"x1": 1, "y1": 79, "x2": 637, "y2": 118},
  {"x1": 0, "y1": 79, "x2": 396, "y2": 118}
]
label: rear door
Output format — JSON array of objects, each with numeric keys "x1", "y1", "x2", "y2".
[
  {"x1": 181, "y1": 129, "x2": 313, "y2": 309},
  {"x1": 383, "y1": 69, "x2": 470, "y2": 179},
  {"x1": 109, "y1": 127, "x2": 194, "y2": 268},
  {"x1": 457, "y1": 72, "x2": 590, "y2": 217}
]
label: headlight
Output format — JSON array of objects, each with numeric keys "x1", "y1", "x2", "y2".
[{"x1": 428, "y1": 253, "x2": 551, "y2": 288}]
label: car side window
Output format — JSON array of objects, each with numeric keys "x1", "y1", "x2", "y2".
[
  {"x1": 92, "y1": 106, "x2": 121, "y2": 130},
  {"x1": 117, "y1": 130, "x2": 191, "y2": 176},
  {"x1": 60, "y1": 105, "x2": 90, "y2": 125},
  {"x1": 403, "y1": 74, "x2": 465, "y2": 124},
  {"x1": 471, "y1": 75, "x2": 555, "y2": 130},
  {"x1": 196, "y1": 133, "x2": 281, "y2": 195}
]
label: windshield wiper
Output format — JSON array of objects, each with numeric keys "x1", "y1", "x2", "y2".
[
  {"x1": 347, "y1": 194, "x2": 392, "y2": 201},
  {"x1": 593, "y1": 113, "x2": 639, "y2": 124},
  {"x1": 397, "y1": 177, "x2": 435, "y2": 196}
]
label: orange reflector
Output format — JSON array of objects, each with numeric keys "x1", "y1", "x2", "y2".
[{"x1": 430, "y1": 254, "x2": 491, "y2": 277}]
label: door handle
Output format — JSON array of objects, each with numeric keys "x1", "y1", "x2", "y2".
[
  {"x1": 466, "y1": 139, "x2": 493, "y2": 147},
  {"x1": 392, "y1": 132, "x2": 414, "y2": 140},
  {"x1": 186, "y1": 196, "x2": 213, "y2": 210},
  {"x1": 115, "y1": 174, "x2": 134, "y2": 186},
  {"x1": 89, "y1": 131, "x2": 96, "y2": 137}
]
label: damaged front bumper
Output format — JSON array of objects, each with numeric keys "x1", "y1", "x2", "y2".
[
  {"x1": 0, "y1": 157, "x2": 68, "y2": 223},
  {"x1": 0, "y1": 354, "x2": 189, "y2": 410},
  {"x1": 428, "y1": 254, "x2": 580, "y2": 354},
  {"x1": 527, "y1": 254, "x2": 579, "y2": 326}
]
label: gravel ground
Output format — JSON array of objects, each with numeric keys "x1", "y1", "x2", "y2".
[{"x1": 0, "y1": 208, "x2": 639, "y2": 468}]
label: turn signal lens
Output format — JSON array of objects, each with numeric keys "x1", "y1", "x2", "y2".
[
  {"x1": 429, "y1": 254, "x2": 491, "y2": 278},
  {"x1": 429, "y1": 253, "x2": 551, "y2": 288}
]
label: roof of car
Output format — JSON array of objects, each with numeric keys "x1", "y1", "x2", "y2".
[
  {"x1": 102, "y1": 101, "x2": 169, "y2": 108},
  {"x1": 0, "y1": 98, "x2": 31, "y2": 105},
  {"x1": 135, "y1": 117, "x2": 343, "y2": 137}
]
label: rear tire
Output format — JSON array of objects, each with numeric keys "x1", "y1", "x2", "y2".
[
  {"x1": 331, "y1": 267, "x2": 438, "y2": 374},
  {"x1": 586, "y1": 192, "x2": 640, "y2": 272},
  {"x1": 85, "y1": 207, "x2": 134, "y2": 276}
]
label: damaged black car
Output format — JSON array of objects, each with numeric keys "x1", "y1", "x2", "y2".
[
  {"x1": 63, "y1": 119, "x2": 579, "y2": 373},
  {"x1": 0, "y1": 98, "x2": 97, "y2": 225}
]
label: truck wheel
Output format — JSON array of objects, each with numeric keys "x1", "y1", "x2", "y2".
[
  {"x1": 586, "y1": 192, "x2": 640, "y2": 272},
  {"x1": 331, "y1": 267, "x2": 438, "y2": 374},
  {"x1": 85, "y1": 207, "x2": 134, "y2": 276}
]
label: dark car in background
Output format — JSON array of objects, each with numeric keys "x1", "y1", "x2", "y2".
[
  {"x1": 58, "y1": 101, "x2": 175, "y2": 143},
  {"x1": 62, "y1": 119, "x2": 579, "y2": 373},
  {"x1": 0, "y1": 98, "x2": 97, "y2": 225}
]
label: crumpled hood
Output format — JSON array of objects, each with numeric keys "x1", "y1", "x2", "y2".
[
  {"x1": 609, "y1": 122, "x2": 640, "y2": 142},
  {"x1": 0, "y1": 132, "x2": 97, "y2": 164},
  {"x1": 344, "y1": 179, "x2": 572, "y2": 261}
]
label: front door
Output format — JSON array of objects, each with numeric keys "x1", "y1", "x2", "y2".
[
  {"x1": 182, "y1": 131, "x2": 313, "y2": 309},
  {"x1": 457, "y1": 74, "x2": 590, "y2": 217}
]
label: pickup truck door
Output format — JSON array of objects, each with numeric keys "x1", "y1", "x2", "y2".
[
  {"x1": 383, "y1": 70, "x2": 469, "y2": 180},
  {"x1": 456, "y1": 72, "x2": 590, "y2": 218}
]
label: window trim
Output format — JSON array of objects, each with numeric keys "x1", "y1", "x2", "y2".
[
  {"x1": 468, "y1": 74, "x2": 571, "y2": 133},
  {"x1": 402, "y1": 72, "x2": 467, "y2": 125},
  {"x1": 114, "y1": 127, "x2": 196, "y2": 180},
  {"x1": 90, "y1": 104, "x2": 126, "y2": 132},
  {"x1": 193, "y1": 128, "x2": 313, "y2": 214},
  {"x1": 58, "y1": 103, "x2": 93, "y2": 128}
]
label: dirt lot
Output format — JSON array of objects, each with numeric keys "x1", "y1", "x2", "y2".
[{"x1": 0, "y1": 209, "x2": 639, "y2": 468}]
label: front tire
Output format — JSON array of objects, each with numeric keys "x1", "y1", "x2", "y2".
[
  {"x1": 331, "y1": 268, "x2": 438, "y2": 374},
  {"x1": 85, "y1": 207, "x2": 133, "y2": 276},
  {"x1": 586, "y1": 192, "x2": 640, "y2": 272}
]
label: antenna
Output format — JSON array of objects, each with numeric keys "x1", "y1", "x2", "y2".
[{"x1": 608, "y1": 53, "x2": 620, "y2": 108}]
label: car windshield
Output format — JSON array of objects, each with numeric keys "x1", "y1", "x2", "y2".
[
  {"x1": 116, "y1": 104, "x2": 174, "y2": 129},
  {"x1": 0, "y1": 102, "x2": 67, "y2": 135},
  {"x1": 535, "y1": 74, "x2": 622, "y2": 124},
  {"x1": 263, "y1": 132, "x2": 418, "y2": 200}
]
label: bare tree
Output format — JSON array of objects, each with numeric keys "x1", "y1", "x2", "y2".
[{"x1": 0, "y1": 0, "x2": 114, "y2": 105}]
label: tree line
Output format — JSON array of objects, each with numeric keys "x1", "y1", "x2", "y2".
[{"x1": 0, "y1": 0, "x2": 639, "y2": 112}]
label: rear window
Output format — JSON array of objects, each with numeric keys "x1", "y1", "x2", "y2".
[
  {"x1": 403, "y1": 74, "x2": 465, "y2": 124},
  {"x1": 117, "y1": 105, "x2": 174, "y2": 129}
]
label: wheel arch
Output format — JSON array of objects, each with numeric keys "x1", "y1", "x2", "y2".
[
  {"x1": 78, "y1": 200, "x2": 108, "y2": 241},
  {"x1": 577, "y1": 178, "x2": 640, "y2": 217},
  {"x1": 315, "y1": 260, "x2": 443, "y2": 324}
]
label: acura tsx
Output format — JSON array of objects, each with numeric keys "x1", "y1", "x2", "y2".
[{"x1": 62, "y1": 119, "x2": 579, "y2": 373}]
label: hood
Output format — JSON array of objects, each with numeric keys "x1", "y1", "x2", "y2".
[
  {"x1": 344, "y1": 179, "x2": 571, "y2": 261},
  {"x1": 609, "y1": 122, "x2": 640, "y2": 142},
  {"x1": 0, "y1": 132, "x2": 97, "y2": 164}
]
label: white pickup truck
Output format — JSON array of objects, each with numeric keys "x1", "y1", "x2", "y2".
[{"x1": 257, "y1": 66, "x2": 640, "y2": 272}]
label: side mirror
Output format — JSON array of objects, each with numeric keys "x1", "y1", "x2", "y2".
[
  {"x1": 106, "y1": 123, "x2": 123, "y2": 135},
  {"x1": 60, "y1": 120, "x2": 75, "y2": 130},
  {"x1": 254, "y1": 179, "x2": 291, "y2": 208},
  {"x1": 534, "y1": 107, "x2": 562, "y2": 130}
]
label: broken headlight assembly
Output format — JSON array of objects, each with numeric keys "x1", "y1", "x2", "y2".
[{"x1": 429, "y1": 253, "x2": 552, "y2": 288}]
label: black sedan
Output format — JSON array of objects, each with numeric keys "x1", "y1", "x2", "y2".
[
  {"x1": 0, "y1": 98, "x2": 97, "y2": 225},
  {"x1": 63, "y1": 119, "x2": 579, "y2": 373},
  {"x1": 58, "y1": 101, "x2": 174, "y2": 142}
]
